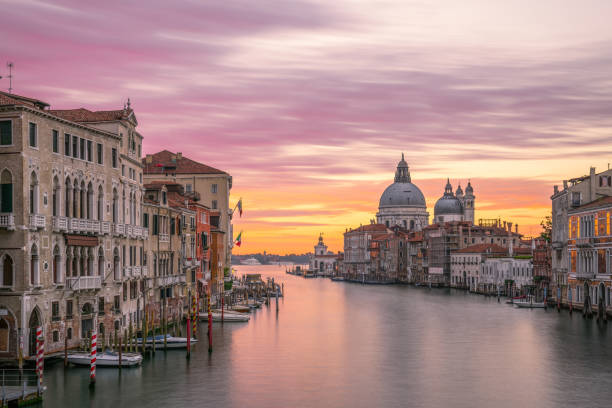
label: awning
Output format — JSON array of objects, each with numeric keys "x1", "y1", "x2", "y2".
[{"x1": 65, "y1": 234, "x2": 99, "y2": 247}]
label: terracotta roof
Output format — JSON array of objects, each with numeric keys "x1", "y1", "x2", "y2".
[
  {"x1": 346, "y1": 224, "x2": 389, "y2": 234},
  {"x1": 569, "y1": 195, "x2": 612, "y2": 212},
  {"x1": 454, "y1": 243, "x2": 508, "y2": 254},
  {"x1": 143, "y1": 150, "x2": 227, "y2": 175},
  {"x1": 48, "y1": 107, "x2": 134, "y2": 123},
  {"x1": 0, "y1": 91, "x2": 49, "y2": 109}
]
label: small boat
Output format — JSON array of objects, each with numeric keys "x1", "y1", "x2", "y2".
[
  {"x1": 136, "y1": 335, "x2": 198, "y2": 349},
  {"x1": 68, "y1": 350, "x2": 142, "y2": 367},
  {"x1": 230, "y1": 305, "x2": 251, "y2": 313},
  {"x1": 514, "y1": 300, "x2": 546, "y2": 309},
  {"x1": 199, "y1": 311, "x2": 250, "y2": 322},
  {"x1": 331, "y1": 276, "x2": 345, "y2": 281}
]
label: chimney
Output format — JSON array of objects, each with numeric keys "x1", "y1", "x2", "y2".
[
  {"x1": 563, "y1": 180, "x2": 568, "y2": 189},
  {"x1": 515, "y1": 224, "x2": 518, "y2": 233},
  {"x1": 145, "y1": 154, "x2": 152, "y2": 164},
  {"x1": 554, "y1": 185, "x2": 558, "y2": 194},
  {"x1": 503, "y1": 221, "x2": 507, "y2": 230},
  {"x1": 177, "y1": 152, "x2": 183, "y2": 160},
  {"x1": 507, "y1": 222, "x2": 513, "y2": 233},
  {"x1": 590, "y1": 167, "x2": 596, "y2": 176}
]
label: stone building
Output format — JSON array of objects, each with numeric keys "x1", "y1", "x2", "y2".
[
  {"x1": 450, "y1": 243, "x2": 507, "y2": 290},
  {"x1": 376, "y1": 154, "x2": 429, "y2": 231},
  {"x1": 481, "y1": 257, "x2": 533, "y2": 296},
  {"x1": 550, "y1": 166, "x2": 612, "y2": 304},
  {"x1": 566, "y1": 196, "x2": 612, "y2": 317},
  {"x1": 0, "y1": 90, "x2": 147, "y2": 359},
  {"x1": 143, "y1": 150, "x2": 233, "y2": 286},
  {"x1": 341, "y1": 224, "x2": 390, "y2": 281},
  {"x1": 308, "y1": 234, "x2": 337, "y2": 276},
  {"x1": 422, "y1": 220, "x2": 523, "y2": 286}
]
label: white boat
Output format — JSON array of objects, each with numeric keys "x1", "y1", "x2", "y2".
[
  {"x1": 230, "y1": 305, "x2": 251, "y2": 313},
  {"x1": 68, "y1": 350, "x2": 142, "y2": 367},
  {"x1": 242, "y1": 258, "x2": 262, "y2": 265},
  {"x1": 136, "y1": 334, "x2": 198, "y2": 349},
  {"x1": 513, "y1": 296, "x2": 546, "y2": 309},
  {"x1": 199, "y1": 311, "x2": 250, "y2": 322}
]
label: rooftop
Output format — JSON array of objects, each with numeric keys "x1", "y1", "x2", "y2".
[
  {"x1": 454, "y1": 243, "x2": 508, "y2": 254},
  {"x1": 143, "y1": 150, "x2": 227, "y2": 175}
]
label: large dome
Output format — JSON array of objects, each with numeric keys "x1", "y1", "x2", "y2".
[{"x1": 379, "y1": 182, "x2": 426, "y2": 208}]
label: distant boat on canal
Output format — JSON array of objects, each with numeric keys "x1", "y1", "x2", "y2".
[{"x1": 242, "y1": 258, "x2": 262, "y2": 265}]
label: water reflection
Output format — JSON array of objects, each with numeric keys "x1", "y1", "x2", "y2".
[{"x1": 43, "y1": 266, "x2": 612, "y2": 408}]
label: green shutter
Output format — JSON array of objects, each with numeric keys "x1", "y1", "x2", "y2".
[
  {"x1": 153, "y1": 215, "x2": 158, "y2": 235},
  {"x1": 0, "y1": 121, "x2": 11, "y2": 145},
  {"x1": 1, "y1": 183, "x2": 12, "y2": 212}
]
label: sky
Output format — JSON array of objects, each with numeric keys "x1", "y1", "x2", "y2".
[{"x1": 2, "y1": 0, "x2": 612, "y2": 254}]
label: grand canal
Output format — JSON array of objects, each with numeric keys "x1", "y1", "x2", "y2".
[{"x1": 43, "y1": 265, "x2": 612, "y2": 407}]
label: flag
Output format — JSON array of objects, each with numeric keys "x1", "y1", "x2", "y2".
[
  {"x1": 235, "y1": 231, "x2": 242, "y2": 247},
  {"x1": 237, "y1": 198, "x2": 243, "y2": 217}
]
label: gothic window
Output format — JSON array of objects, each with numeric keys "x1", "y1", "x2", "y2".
[
  {"x1": 29, "y1": 172, "x2": 39, "y2": 214},
  {"x1": 53, "y1": 245, "x2": 61, "y2": 284},
  {"x1": 30, "y1": 244, "x2": 39, "y2": 286}
]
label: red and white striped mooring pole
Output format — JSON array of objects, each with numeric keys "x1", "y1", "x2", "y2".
[
  {"x1": 90, "y1": 328, "x2": 97, "y2": 385},
  {"x1": 36, "y1": 326, "x2": 44, "y2": 391}
]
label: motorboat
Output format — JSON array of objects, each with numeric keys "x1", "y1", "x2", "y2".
[
  {"x1": 331, "y1": 276, "x2": 345, "y2": 281},
  {"x1": 514, "y1": 300, "x2": 546, "y2": 309},
  {"x1": 136, "y1": 334, "x2": 198, "y2": 349},
  {"x1": 199, "y1": 311, "x2": 250, "y2": 322},
  {"x1": 68, "y1": 350, "x2": 142, "y2": 367}
]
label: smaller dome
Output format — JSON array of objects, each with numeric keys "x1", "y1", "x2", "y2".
[
  {"x1": 434, "y1": 196, "x2": 464, "y2": 215},
  {"x1": 434, "y1": 178, "x2": 463, "y2": 216},
  {"x1": 465, "y1": 180, "x2": 474, "y2": 195}
]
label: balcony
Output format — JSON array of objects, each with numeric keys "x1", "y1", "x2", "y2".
[
  {"x1": 126, "y1": 224, "x2": 134, "y2": 237},
  {"x1": 183, "y1": 258, "x2": 200, "y2": 268},
  {"x1": 142, "y1": 266, "x2": 148, "y2": 276},
  {"x1": 113, "y1": 223, "x2": 125, "y2": 236},
  {"x1": 575, "y1": 271, "x2": 595, "y2": 279},
  {"x1": 576, "y1": 237, "x2": 594, "y2": 248},
  {"x1": 124, "y1": 266, "x2": 132, "y2": 278},
  {"x1": 160, "y1": 233, "x2": 170, "y2": 243},
  {"x1": 101, "y1": 221, "x2": 111, "y2": 235},
  {"x1": 67, "y1": 276, "x2": 102, "y2": 290},
  {"x1": 132, "y1": 266, "x2": 141, "y2": 277},
  {"x1": 0, "y1": 213, "x2": 15, "y2": 230},
  {"x1": 29, "y1": 214, "x2": 45, "y2": 229},
  {"x1": 155, "y1": 275, "x2": 179, "y2": 287},
  {"x1": 52, "y1": 216, "x2": 69, "y2": 232}
]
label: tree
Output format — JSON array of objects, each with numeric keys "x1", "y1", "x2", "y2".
[{"x1": 540, "y1": 216, "x2": 552, "y2": 242}]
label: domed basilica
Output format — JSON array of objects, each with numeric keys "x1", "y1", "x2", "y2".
[{"x1": 376, "y1": 155, "x2": 476, "y2": 230}]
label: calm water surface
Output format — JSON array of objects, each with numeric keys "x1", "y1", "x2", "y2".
[{"x1": 43, "y1": 265, "x2": 612, "y2": 407}]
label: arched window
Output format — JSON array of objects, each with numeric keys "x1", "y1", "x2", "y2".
[
  {"x1": 1, "y1": 255, "x2": 13, "y2": 287},
  {"x1": 122, "y1": 190, "x2": 126, "y2": 224},
  {"x1": 29, "y1": 172, "x2": 38, "y2": 214},
  {"x1": 88, "y1": 249, "x2": 94, "y2": 276},
  {"x1": 113, "y1": 248, "x2": 120, "y2": 281},
  {"x1": 65, "y1": 247, "x2": 72, "y2": 278},
  {"x1": 98, "y1": 247, "x2": 104, "y2": 277},
  {"x1": 65, "y1": 178, "x2": 71, "y2": 217},
  {"x1": 1, "y1": 169, "x2": 13, "y2": 213},
  {"x1": 30, "y1": 244, "x2": 39, "y2": 286},
  {"x1": 410, "y1": 220, "x2": 415, "y2": 230},
  {"x1": 112, "y1": 188, "x2": 118, "y2": 223},
  {"x1": 87, "y1": 182, "x2": 94, "y2": 220},
  {"x1": 72, "y1": 179, "x2": 79, "y2": 218},
  {"x1": 52, "y1": 176, "x2": 60, "y2": 217},
  {"x1": 97, "y1": 186, "x2": 104, "y2": 221},
  {"x1": 80, "y1": 181, "x2": 86, "y2": 219},
  {"x1": 53, "y1": 245, "x2": 61, "y2": 284}
]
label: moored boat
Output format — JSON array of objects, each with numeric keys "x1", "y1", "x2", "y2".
[
  {"x1": 68, "y1": 350, "x2": 142, "y2": 367},
  {"x1": 199, "y1": 311, "x2": 250, "y2": 322},
  {"x1": 136, "y1": 334, "x2": 198, "y2": 349}
]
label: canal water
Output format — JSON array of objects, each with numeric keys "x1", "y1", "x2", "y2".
[{"x1": 43, "y1": 265, "x2": 612, "y2": 407}]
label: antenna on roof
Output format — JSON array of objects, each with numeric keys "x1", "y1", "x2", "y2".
[{"x1": 6, "y1": 62, "x2": 13, "y2": 94}]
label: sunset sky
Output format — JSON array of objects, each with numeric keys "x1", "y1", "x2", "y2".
[{"x1": 3, "y1": 0, "x2": 612, "y2": 254}]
